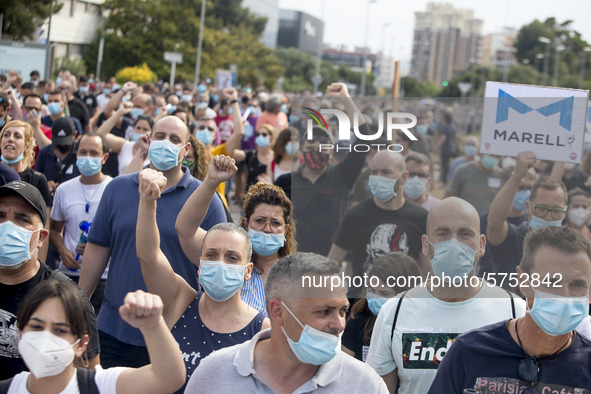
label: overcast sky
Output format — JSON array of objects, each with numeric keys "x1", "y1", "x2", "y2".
[{"x1": 277, "y1": 0, "x2": 591, "y2": 61}]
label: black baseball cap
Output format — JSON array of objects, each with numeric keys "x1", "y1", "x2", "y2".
[
  {"x1": 52, "y1": 117, "x2": 76, "y2": 146},
  {"x1": 0, "y1": 181, "x2": 47, "y2": 225}
]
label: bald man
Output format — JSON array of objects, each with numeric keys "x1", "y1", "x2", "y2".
[
  {"x1": 79, "y1": 116, "x2": 227, "y2": 368},
  {"x1": 366, "y1": 197, "x2": 526, "y2": 394},
  {"x1": 328, "y1": 151, "x2": 429, "y2": 295}
]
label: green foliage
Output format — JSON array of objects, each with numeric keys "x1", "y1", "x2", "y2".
[
  {"x1": 83, "y1": 0, "x2": 282, "y2": 88},
  {"x1": 0, "y1": 0, "x2": 62, "y2": 40},
  {"x1": 514, "y1": 17, "x2": 591, "y2": 88},
  {"x1": 54, "y1": 56, "x2": 86, "y2": 77},
  {"x1": 401, "y1": 76, "x2": 440, "y2": 97}
]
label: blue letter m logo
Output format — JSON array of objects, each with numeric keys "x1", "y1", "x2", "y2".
[{"x1": 495, "y1": 89, "x2": 574, "y2": 131}]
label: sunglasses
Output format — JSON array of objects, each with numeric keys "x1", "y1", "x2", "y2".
[{"x1": 198, "y1": 125, "x2": 215, "y2": 132}]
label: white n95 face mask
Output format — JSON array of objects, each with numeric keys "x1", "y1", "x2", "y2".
[{"x1": 18, "y1": 330, "x2": 79, "y2": 378}]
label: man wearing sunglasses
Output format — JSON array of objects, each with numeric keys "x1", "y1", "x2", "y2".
[
  {"x1": 429, "y1": 226, "x2": 591, "y2": 392},
  {"x1": 487, "y1": 151, "x2": 568, "y2": 291}
]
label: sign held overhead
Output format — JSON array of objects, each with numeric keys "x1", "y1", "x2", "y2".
[{"x1": 481, "y1": 82, "x2": 589, "y2": 163}]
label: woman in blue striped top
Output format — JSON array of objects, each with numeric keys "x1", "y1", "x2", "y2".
[{"x1": 239, "y1": 182, "x2": 295, "y2": 315}]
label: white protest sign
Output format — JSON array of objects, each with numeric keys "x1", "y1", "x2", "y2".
[
  {"x1": 481, "y1": 82, "x2": 589, "y2": 163},
  {"x1": 216, "y1": 70, "x2": 232, "y2": 90}
]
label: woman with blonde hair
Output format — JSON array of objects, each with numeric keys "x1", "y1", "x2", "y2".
[{"x1": 0, "y1": 119, "x2": 52, "y2": 261}]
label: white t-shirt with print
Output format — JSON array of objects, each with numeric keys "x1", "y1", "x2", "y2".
[{"x1": 366, "y1": 281, "x2": 526, "y2": 394}]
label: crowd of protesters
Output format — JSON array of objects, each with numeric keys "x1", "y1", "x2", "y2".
[{"x1": 0, "y1": 68, "x2": 589, "y2": 393}]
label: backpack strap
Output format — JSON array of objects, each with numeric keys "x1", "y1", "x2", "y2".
[
  {"x1": 390, "y1": 291, "x2": 408, "y2": 341},
  {"x1": 504, "y1": 289, "x2": 516, "y2": 319},
  {"x1": 77, "y1": 368, "x2": 100, "y2": 394},
  {"x1": 0, "y1": 378, "x2": 13, "y2": 394}
]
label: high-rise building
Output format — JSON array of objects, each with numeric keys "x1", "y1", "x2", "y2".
[
  {"x1": 242, "y1": 0, "x2": 279, "y2": 49},
  {"x1": 277, "y1": 10, "x2": 324, "y2": 56},
  {"x1": 410, "y1": 3, "x2": 482, "y2": 85}
]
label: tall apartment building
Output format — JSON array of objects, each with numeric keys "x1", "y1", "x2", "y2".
[{"x1": 410, "y1": 3, "x2": 482, "y2": 85}]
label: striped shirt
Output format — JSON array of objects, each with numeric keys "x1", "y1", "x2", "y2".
[{"x1": 240, "y1": 267, "x2": 268, "y2": 316}]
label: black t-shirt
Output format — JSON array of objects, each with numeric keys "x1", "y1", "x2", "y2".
[
  {"x1": 68, "y1": 97, "x2": 90, "y2": 130},
  {"x1": 75, "y1": 92, "x2": 98, "y2": 114},
  {"x1": 0, "y1": 263, "x2": 100, "y2": 380},
  {"x1": 333, "y1": 198, "x2": 428, "y2": 284},
  {"x1": 477, "y1": 211, "x2": 527, "y2": 278},
  {"x1": 245, "y1": 150, "x2": 268, "y2": 189},
  {"x1": 342, "y1": 308, "x2": 372, "y2": 362},
  {"x1": 488, "y1": 221, "x2": 529, "y2": 283},
  {"x1": 428, "y1": 320, "x2": 591, "y2": 392},
  {"x1": 18, "y1": 167, "x2": 52, "y2": 207}
]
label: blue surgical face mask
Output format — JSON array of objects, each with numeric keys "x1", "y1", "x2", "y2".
[
  {"x1": 255, "y1": 135, "x2": 271, "y2": 148},
  {"x1": 88, "y1": 78, "x2": 94, "y2": 84},
  {"x1": 528, "y1": 288, "x2": 589, "y2": 336},
  {"x1": 48, "y1": 102, "x2": 62, "y2": 115},
  {"x1": 148, "y1": 139, "x2": 184, "y2": 171},
  {"x1": 513, "y1": 190, "x2": 531, "y2": 212},
  {"x1": 404, "y1": 176, "x2": 427, "y2": 200},
  {"x1": 199, "y1": 260, "x2": 245, "y2": 302},
  {"x1": 285, "y1": 142, "x2": 300, "y2": 155},
  {"x1": 368, "y1": 175, "x2": 398, "y2": 203},
  {"x1": 227, "y1": 107, "x2": 233, "y2": 115},
  {"x1": 43, "y1": 93, "x2": 49, "y2": 103},
  {"x1": 481, "y1": 154, "x2": 499, "y2": 170},
  {"x1": 0, "y1": 221, "x2": 41, "y2": 267},
  {"x1": 416, "y1": 125, "x2": 428, "y2": 135},
  {"x1": 528, "y1": 209, "x2": 563, "y2": 230},
  {"x1": 181, "y1": 94, "x2": 192, "y2": 103},
  {"x1": 130, "y1": 108, "x2": 144, "y2": 120},
  {"x1": 464, "y1": 145, "x2": 477, "y2": 157},
  {"x1": 167, "y1": 105, "x2": 177, "y2": 115},
  {"x1": 280, "y1": 104, "x2": 288, "y2": 114},
  {"x1": 102, "y1": 88, "x2": 110, "y2": 96},
  {"x1": 281, "y1": 301, "x2": 341, "y2": 365},
  {"x1": 131, "y1": 132, "x2": 144, "y2": 143},
  {"x1": 1, "y1": 153, "x2": 24, "y2": 165},
  {"x1": 79, "y1": 86, "x2": 89, "y2": 94},
  {"x1": 76, "y1": 156, "x2": 102, "y2": 177},
  {"x1": 428, "y1": 237, "x2": 478, "y2": 280},
  {"x1": 0, "y1": 117, "x2": 5, "y2": 128},
  {"x1": 248, "y1": 228, "x2": 285, "y2": 256},
  {"x1": 196, "y1": 129, "x2": 214, "y2": 146},
  {"x1": 56, "y1": 77, "x2": 63, "y2": 86},
  {"x1": 366, "y1": 293, "x2": 388, "y2": 316}
]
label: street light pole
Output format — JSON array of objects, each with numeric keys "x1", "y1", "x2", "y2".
[
  {"x1": 539, "y1": 36, "x2": 551, "y2": 86},
  {"x1": 579, "y1": 47, "x2": 591, "y2": 89},
  {"x1": 194, "y1": 0, "x2": 206, "y2": 87},
  {"x1": 312, "y1": 0, "x2": 326, "y2": 94},
  {"x1": 534, "y1": 53, "x2": 544, "y2": 85},
  {"x1": 552, "y1": 44, "x2": 565, "y2": 87},
  {"x1": 360, "y1": 0, "x2": 376, "y2": 97}
]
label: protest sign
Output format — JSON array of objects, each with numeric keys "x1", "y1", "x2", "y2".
[{"x1": 481, "y1": 82, "x2": 589, "y2": 163}]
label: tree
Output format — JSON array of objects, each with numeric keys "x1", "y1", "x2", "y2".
[
  {"x1": 514, "y1": 18, "x2": 590, "y2": 88},
  {"x1": 0, "y1": 0, "x2": 62, "y2": 40},
  {"x1": 83, "y1": 0, "x2": 283, "y2": 87}
]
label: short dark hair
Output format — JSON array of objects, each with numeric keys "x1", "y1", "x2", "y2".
[
  {"x1": 568, "y1": 187, "x2": 590, "y2": 204},
  {"x1": 519, "y1": 226, "x2": 591, "y2": 273},
  {"x1": 0, "y1": 93, "x2": 9, "y2": 109},
  {"x1": 78, "y1": 132, "x2": 108, "y2": 155},
  {"x1": 530, "y1": 177, "x2": 568, "y2": 205},
  {"x1": 23, "y1": 93, "x2": 43, "y2": 106},
  {"x1": 405, "y1": 151, "x2": 430, "y2": 167},
  {"x1": 20, "y1": 82, "x2": 34, "y2": 91},
  {"x1": 78, "y1": 75, "x2": 88, "y2": 84}
]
